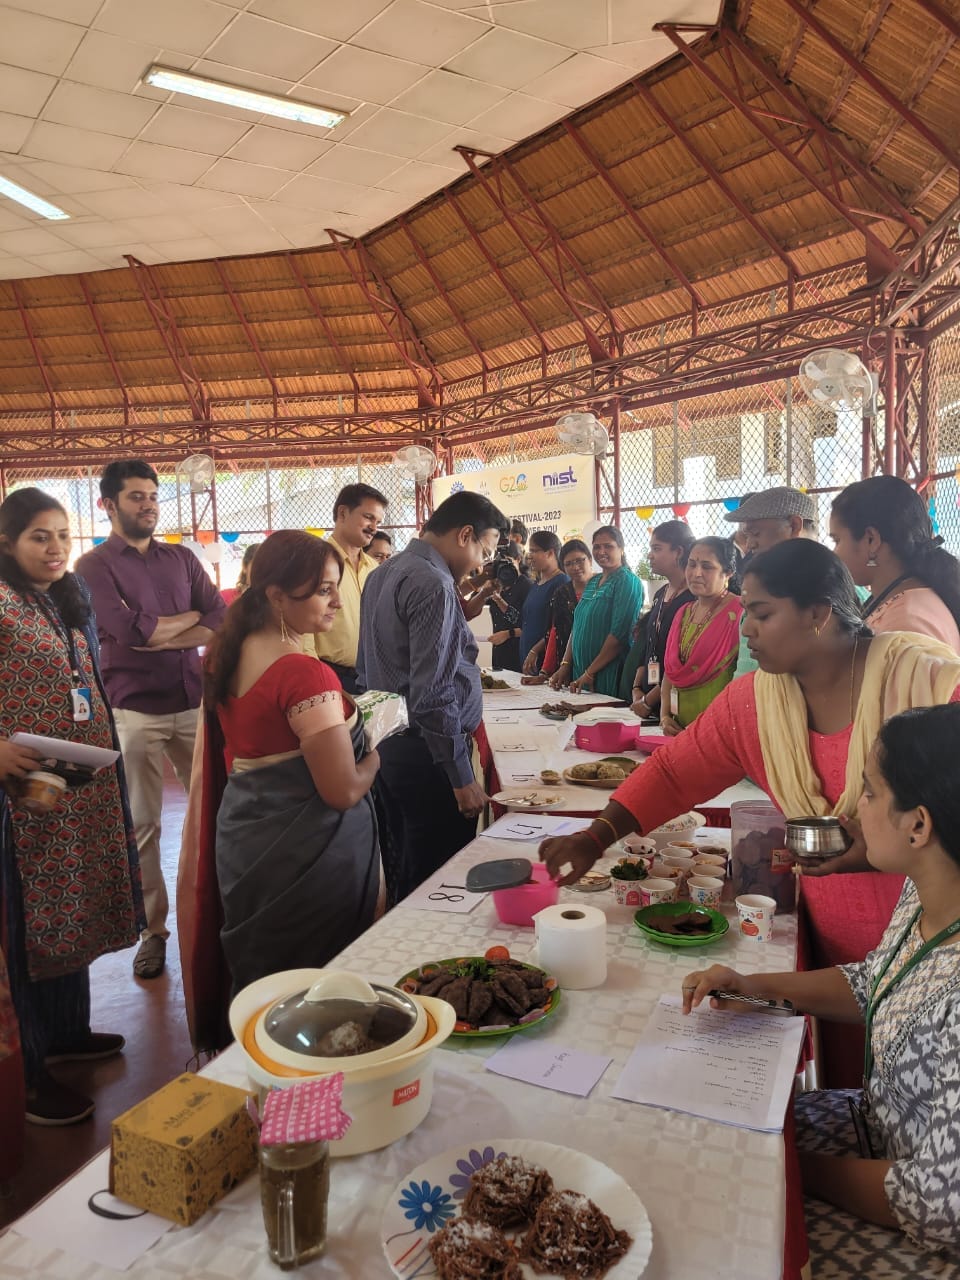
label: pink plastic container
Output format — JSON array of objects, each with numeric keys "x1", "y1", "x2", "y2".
[
  {"x1": 574, "y1": 721, "x2": 636, "y2": 752},
  {"x1": 492, "y1": 862, "x2": 559, "y2": 927}
]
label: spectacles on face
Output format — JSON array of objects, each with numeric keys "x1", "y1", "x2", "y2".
[
  {"x1": 472, "y1": 533, "x2": 495, "y2": 563},
  {"x1": 564, "y1": 556, "x2": 590, "y2": 570}
]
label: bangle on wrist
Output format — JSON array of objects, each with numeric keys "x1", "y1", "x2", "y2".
[
  {"x1": 583, "y1": 829, "x2": 606, "y2": 857},
  {"x1": 594, "y1": 815, "x2": 619, "y2": 846}
]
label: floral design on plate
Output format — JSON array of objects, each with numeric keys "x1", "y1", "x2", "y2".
[
  {"x1": 449, "y1": 1146, "x2": 508, "y2": 1200},
  {"x1": 397, "y1": 1180, "x2": 456, "y2": 1233}
]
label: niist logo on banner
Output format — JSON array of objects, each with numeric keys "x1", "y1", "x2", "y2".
[{"x1": 542, "y1": 466, "x2": 578, "y2": 488}]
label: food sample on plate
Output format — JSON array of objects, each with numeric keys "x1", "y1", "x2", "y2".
[
  {"x1": 567, "y1": 757, "x2": 637, "y2": 783},
  {"x1": 539, "y1": 769, "x2": 562, "y2": 786},
  {"x1": 643, "y1": 907, "x2": 715, "y2": 936},
  {"x1": 398, "y1": 955, "x2": 557, "y2": 1033},
  {"x1": 482, "y1": 673, "x2": 512, "y2": 690},
  {"x1": 571, "y1": 870, "x2": 612, "y2": 893},
  {"x1": 520, "y1": 1189, "x2": 632, "y2": 1279},
  {"x1": 463, "y1": 1155, "x2": 555, "y2": 1229},
  {"x1": 428, "y1": 1218, "x2": 521, "y2": 1280}
]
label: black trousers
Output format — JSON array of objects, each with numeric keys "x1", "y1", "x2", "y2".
[{"x1": 376, "y1": 734, "x2": 477, "y2": 903}]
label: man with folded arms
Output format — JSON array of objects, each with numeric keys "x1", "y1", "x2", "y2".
[{"x1": 76, "y1": 460, "x2": 225, "y2": 980}]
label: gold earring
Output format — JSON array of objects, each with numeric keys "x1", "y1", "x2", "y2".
[
  {"x1": 814, "y1": 625, "x2": 821, "y2": 638},
  {"x1": 279, "y1": 609, "x2": 290, "y2": 644}
]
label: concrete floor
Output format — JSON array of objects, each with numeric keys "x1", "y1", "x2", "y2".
[{"x1": 0, "y1": 775, "x2": 196, "y2": 1227}]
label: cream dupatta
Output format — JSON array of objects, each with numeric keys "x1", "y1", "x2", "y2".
[{"x1": 755, "y1": 631, "x2": 960, "y2": 819}]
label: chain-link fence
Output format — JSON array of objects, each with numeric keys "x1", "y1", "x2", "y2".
[
  {"x1": 3, "y1": 454, "x2": 421, "y2": 589},
  {"x1": 930, "y1": 314, "x2": 960, "y2": 558}
]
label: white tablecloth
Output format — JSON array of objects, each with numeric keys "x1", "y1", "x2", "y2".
[
  {"x1": 0, "y1": 830, "x2": 796, "y2": 1280},
  {"x1": 485, "y1": 708, "x2": 766, "y2": 816}
]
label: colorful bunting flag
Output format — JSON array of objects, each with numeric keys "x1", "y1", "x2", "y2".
[
  {"x1": 634, "y1": 506, "x2": 654, "y2": 520},
  {"x1": 164, "y1": 533, "x2": 182, "y2": 544},
  {"x1": 672, "y1": 503, "x2": 691, "y2": 519}
]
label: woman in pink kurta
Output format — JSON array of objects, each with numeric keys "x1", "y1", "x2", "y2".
[
  {"x1": 831, "y1": 476, "x2": 960, "y2": 652},
  {"x1": 539, "y1": 542, "x2": 960, "y2": 1026}
]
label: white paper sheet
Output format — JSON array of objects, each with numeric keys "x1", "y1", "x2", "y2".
[
  {"x1": 612, "y1": 995, "x2": 806, "y2": 1133},
  {"x1": 12, "y1": 1149, "x2": 172, "y2": 1271},
  {"x1": 485, "y1": 1039, "x2": 612, "y2": 1097},
  {"x1": 483, "y1": 814, "x2": 591, "y2": 842},
  {"x1": 11, "y1": 731, "x2": 119, "y2": 769},
  {"x1": 484, "y1": 723, "x2": 565, "y2": 754}
]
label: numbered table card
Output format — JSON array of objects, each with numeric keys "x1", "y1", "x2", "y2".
[
  {"x1": 484, "y1": 814, "x2": 591, "y2": 842},
  {"x1": 405, "y1": 873, "x2": 484, "y2": 914}
]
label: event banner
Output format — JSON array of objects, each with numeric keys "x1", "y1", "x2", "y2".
[{"x1": 432, "y1": 454, "x2": 597, "y2": 543}]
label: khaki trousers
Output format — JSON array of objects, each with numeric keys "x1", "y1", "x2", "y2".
[{"x1": 114, "y1": 707, "x2": 199, "y2": 940}]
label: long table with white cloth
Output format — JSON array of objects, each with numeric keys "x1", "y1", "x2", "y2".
[{"x1": 0, "y1": 824, "x2": 800, "y2": 1280}]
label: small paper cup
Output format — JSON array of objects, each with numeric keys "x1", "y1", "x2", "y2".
[
  {"x1": 691, "y1": 851, "x2": 726, "y2": 869},
  {"x1": 649, "y1": 862, "x2": 684, "y2": 883},
  {"x1": 21, "y1": 770, "x2": 66, "y2": 815},
  {"x1": 688, "y1": 875, "x2": 724, "y2": 909},
  {"x1": 622, "y1": 834, "x2": 657, "y2": 859},
  {"x1": 661, "y1": 851, "x2": 697, "y2": 870},
  {"x1": 736, "y1": 894, "x2": 777, "y2": 941},
  {"x1": 665, "y1": 841, "x2": 700, "y2": 856},
  {"x1": 640, "y1": 877, "x2": 678, "y2": 907},
  {"x1": 611, "y1": 876, "x2": 644, "y2": 907}
]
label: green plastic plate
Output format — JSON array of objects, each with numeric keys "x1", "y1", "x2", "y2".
[
  {"x1": 396, "y1": 957, "x2": 561, "y2": 1038},
  {"x1": 633, "y1": 902, "x2": 729, "y2": 948}
]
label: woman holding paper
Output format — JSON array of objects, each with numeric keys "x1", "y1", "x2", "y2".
[
  {"x1": 682, "y1": 704, "x2": 960, "y2": 1263},
  {"x1": 0, "y1": 487, "x2": 142, "y2": 1128},
  {"x1": 197, "y1": 531, "x2": 380, "y2": 1004}
]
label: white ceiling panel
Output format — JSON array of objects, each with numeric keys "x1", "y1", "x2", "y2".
[
  {"x1": 0, "y1": 0, "x2": 720, "y2": 278},
  {"x1": 0, "y1": 65, "x2": 57, "y2": 117},
  {"x1": 93, "y1": 0, "x2": 234, "y2": 57},
  {"x1": 304, "y1": 46, "x2": 430, "y2": 106},
  {"x1": 0, "y1": 5, "x2": 86, "y2": 76},
  {"x1": 228, "y1": 124, "x2": 333, "y2": 170},
  {"x1": 41, "y1": 81, "x2": 160, "y2": 138},
  {"x1": 249, "y1": 0, "x2": 393, "y2": 43},
  {"x1": 140, "y1": 105, "x2": 252, "y2": 156},
  {"x1": 204, "y1": 14, "x2": 338, "y2": 81},
  {"x1": 391, "y1": 69, "x2": 507, "y2": 126},
  {"x1": 355, "y1": 2, "x2": 489, "y2": 65}
]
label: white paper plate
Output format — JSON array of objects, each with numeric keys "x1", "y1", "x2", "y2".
[
  {"x1": 381, "y1": 1137, "x2": 652, "y2": 1279},
  {"x1": 491, "y1": 791, "x2": 564, "y2": 810}
]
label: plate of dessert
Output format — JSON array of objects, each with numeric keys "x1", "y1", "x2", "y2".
[
  {"x1": 482, "y1": 673, "x2": 517, "y2": 692},
  {"x1": 381, "y1": 1139, "x2": 652, "y2": 1279},
  {"x1": 633, "y1": 902, "x2": 729, "y2": 948},
  {"x1": 396, "y1": 955, "x2": 561, "y2": 1038},
  {"x1": 562, "y1": 757, "x2": 638, "y2": 789}
]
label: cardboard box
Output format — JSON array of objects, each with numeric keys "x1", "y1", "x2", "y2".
[{"x1": 110, "y1": 1073, "x2": 258, "y2": 1226}]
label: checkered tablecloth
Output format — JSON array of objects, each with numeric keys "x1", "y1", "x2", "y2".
[{"x1": 0, "y1": 830, "x2": 797, "y2": 1280}]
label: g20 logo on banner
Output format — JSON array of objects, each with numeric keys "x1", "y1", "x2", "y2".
[{"x1": 499, "y1": 473, "x2": 528, "y2": 494}]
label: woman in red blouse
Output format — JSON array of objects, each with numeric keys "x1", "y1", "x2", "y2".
[{"x1": 201, "y1": 531, "x2": 380, "y2": 1000}]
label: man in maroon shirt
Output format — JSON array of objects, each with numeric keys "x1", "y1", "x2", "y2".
[{"x1": 76, "y1": 460, "x2": 225, "y2": 979}]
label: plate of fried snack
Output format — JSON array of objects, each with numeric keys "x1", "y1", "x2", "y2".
[
  {"x1": 381, "y1": 1138, "x2": 652, "y2": 1279},
  {"x1": 562, "y1": 757, "x2": 638, "y2": 789},
  {"x1": 397, "y1": 951, "x2": 561, "y2": 1037}
]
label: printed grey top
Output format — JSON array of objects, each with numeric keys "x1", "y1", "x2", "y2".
[{"x1": 840, "y1": 879, "x2": 960, "y2": 1255}]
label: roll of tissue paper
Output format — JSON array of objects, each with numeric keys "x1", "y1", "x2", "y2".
[{"x1": 533, "y1": 903, "x2": 607, "y2": 989}]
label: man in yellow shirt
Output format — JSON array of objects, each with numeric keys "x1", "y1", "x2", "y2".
[{"x1": 303, "y1": 482, "x2": 388, "y2": 691}]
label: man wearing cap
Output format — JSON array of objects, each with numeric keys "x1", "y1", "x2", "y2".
[{"x1": 724, "y1": 486, "x2": 818, "y2": 678}]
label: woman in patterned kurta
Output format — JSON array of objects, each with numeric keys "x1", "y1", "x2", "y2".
[
  {"x1": 682, "y1": 704, "x2": 960, "y2": 1267},
  {"x1": 0, "y1": 489, "x2": 142, "y2": 1129}
]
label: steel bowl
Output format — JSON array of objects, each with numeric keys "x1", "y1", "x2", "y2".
[{"x1": 785, "y1": 816, "x2": 851, "y2": 863}]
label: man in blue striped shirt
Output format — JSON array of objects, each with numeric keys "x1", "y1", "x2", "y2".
[{"x1": 359, "y1": 492, "x2": 508, "y2": 901}]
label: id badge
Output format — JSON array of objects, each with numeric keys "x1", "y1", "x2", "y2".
[
  {"x1": 71, "y1": 686, "x2": 92, "y2": 723},
  {"x1": 669, "y1": 686, "x2": 679, "y2": 716},
  {"x1": 647, "y1": 660, "x2": 660, "y2": 686}
]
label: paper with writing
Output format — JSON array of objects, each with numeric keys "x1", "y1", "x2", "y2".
[
  {"x1": 485, "y1": 1039, "x2": 612, "y2": 1097},
  {"x1": 483, "y1": 814, "x2": 591, "y2": 842},
  {"x1": 612, "y1": 994, "x2": 806, "y2": 1132},
  {"x1": 404, "y1": 874, "x2": 485, "y2": 913}
]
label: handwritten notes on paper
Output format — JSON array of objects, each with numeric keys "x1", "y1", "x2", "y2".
[
  {"x1": 485, "y1": 1039, "x2": 612, "y2": 1097},
  {"x1": 612, "y1": 995, "x2": 806, "y2": 1133}
]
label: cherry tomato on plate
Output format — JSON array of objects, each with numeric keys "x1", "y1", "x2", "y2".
[
  {"x1": 453, "y1": 1020, "x2": 475, "y2": 1033},
  {"x1": 484, "y1": 945, "x2": 510, "y2": 962}
]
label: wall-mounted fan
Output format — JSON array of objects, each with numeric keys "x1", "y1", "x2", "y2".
[
  {"x1": 175, "y1": 452, "x2": 215, "y2": 493},
  {"x1": 393, "y1": 444, "x2": 438, "y2": 483},
  {"x1": 555, "y1": 411, "x2": 610, "y2": 456},
  {"x1": 798, "y1": 349, "x2": 878, "y2": 416}
]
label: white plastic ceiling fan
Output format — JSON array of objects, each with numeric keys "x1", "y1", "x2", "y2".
[
  {"x1": 393, "y1": 444, "x2": 438, "y2": 484},
  {"x1": 175, "y1": 452, "x2": 216, "y2": 493},
  {"x1": 798, "y1": 349, "x2": 878, "y2": 416},
  {"x1": 555, "y1": 411, "x2": 610, "y2": 456}
]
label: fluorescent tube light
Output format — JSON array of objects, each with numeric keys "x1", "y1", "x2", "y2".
[
  {"x1": 144, "y1": 65, "x2": 347, "y2": 129},
  {"x1": 0, "y1": 175, "x2": 69, "y2": 221}
]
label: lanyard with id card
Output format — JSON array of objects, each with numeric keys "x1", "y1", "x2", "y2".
[{"x1": 37, "y1": 596, "x2": 92, "y2": 724}]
